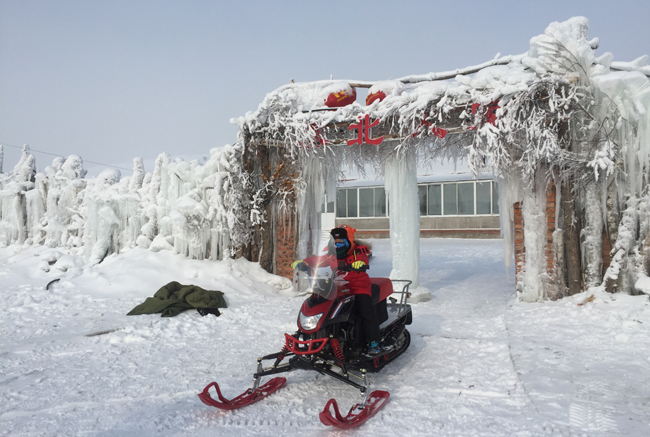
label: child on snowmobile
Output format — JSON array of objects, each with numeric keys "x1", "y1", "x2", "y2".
[{"x1": 291, "y1": 224, "x2": 382, "y2": 355}]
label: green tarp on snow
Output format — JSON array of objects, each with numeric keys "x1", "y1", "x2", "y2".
[{"x1": 127, "y1": 281, "x2": 227, "y2": 317}]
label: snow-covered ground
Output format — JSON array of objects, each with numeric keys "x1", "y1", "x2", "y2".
[{"x1": 1, "y1": 239, "x2": 649, "y2": 436}]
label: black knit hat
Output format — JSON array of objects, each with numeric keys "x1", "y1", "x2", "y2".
[
  {"x1": 330, "y1": 227, "x2": 348, "y2": 240},
  {"x1": 331, "y1": 224, "x2": 356, "y2": 242}
]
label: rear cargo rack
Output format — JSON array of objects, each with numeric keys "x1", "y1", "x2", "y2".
[{"x1": 389, "y1": 279, "x2": 412, "y2": 316}]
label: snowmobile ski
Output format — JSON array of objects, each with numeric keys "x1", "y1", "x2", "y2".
[
  {"x1": 198, "y1": 265, "x2": 412, "y2": 428},
  {"x1": 319, "y1": 390, "x2": 390, "y2": 429},
  {"x1": 198, "y1": 377, "x2": 286, "y2": 410}
]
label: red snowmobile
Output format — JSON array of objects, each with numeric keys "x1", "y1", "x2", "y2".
[{"x1": 198, "y1": 262, "x2": 412, "y2": 429}]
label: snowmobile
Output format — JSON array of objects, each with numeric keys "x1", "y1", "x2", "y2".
[{"x1": 198, "y1": 262, "x2": 412, "y2": 429}]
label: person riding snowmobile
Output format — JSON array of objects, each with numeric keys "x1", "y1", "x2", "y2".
[{"x1": 291, "y1": 224, "x2": 382, "y2": 355}]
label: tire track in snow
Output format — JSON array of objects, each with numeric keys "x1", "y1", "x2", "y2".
[
  {"x1": 569, "y1": 402, "x2": 618, "y2": 433},
  {"x1": 504, "y1": 294, "x2": 541, "y2": 415}
]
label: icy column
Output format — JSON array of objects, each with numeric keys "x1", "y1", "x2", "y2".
[
  {"x1": 519, "y1": 172, "x2": 548, "y2": 302},
  {"x1": 25, "y1": 179, "x2": 45, "y2": 244},
  {"x1": 583, "y1": 183, "x2": 603, "y2": 288},
  {"x1": 497, "y1": 175, "x2": 522, "y2": 271},
  {"x1": 128, "y1": 157, "x2": 145, "y2": 193},
  {"x1": 384, "y1": 145, "x2": 419, "y2": 288},
  {"x1": 296, "y1": 155, "x2": 326, "y2": 259},
  {"x1": 0, "y1": 183, "x2": 27, "y2": 246}
]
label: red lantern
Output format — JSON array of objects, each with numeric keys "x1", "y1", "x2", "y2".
[
  {"x1": 324, "y1": 86, "x2": 356, "y2": 108},
  {"x1": 366, "y1": 91, "x2": 386, "y2": 106},
  {"x1": 366, "y1": 81, "x2": 404, "y2": 106}
]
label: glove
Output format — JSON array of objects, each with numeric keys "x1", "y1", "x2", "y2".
[
  {"x1": 291, "y1": 260, "x2": 304, "y2": 270},
  {"x1": 350, "y1": 260, "x2": 366, "y2": 271}
]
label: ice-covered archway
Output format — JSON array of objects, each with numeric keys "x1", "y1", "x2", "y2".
[{"x1": 233, "y1": 17, "x2": 650, "y2": 301}]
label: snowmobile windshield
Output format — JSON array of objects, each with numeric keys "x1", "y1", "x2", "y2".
[{"x1": 294, "y1": 265, "x2": 340, "y2": 300}]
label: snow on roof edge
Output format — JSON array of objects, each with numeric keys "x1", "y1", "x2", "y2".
[{"x1": 339, "y1": 172, "x2": 495, "y2": 188}]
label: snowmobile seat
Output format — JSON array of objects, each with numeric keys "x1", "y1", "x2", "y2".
[
  {"x1": 369, "y1": 278, "x2": 393, "y2": 305},
  {"x1": 370, "y1": 278, "x2": 392, "y2": 325}
]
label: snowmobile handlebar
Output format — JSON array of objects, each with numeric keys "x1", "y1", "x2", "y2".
[{"x1": 339, "y1": 264, "x2": 369, "y2": 273}]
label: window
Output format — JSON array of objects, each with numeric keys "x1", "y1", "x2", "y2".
[
  {"x1": 338, "y1": 181, "x2": 499, "y2": 218},
  {"x1": 336, "y1": 187, "x2": 386, "y2": 218},
  {"x1": 375, "y1": 187, "x2": 386, "y2": 216},
  {"x1": 428, "y1": 184, "x2": 442, "y2": 215},
  {"x1": 443, "y1": 184, "x2": 457, "y2": 215},
  {"x1": 321, "y1": 194, "x2": 336, "y2": 214},
  {"x1": 359, "y1": 188, "x2": 374, "y2": 217},
  {"x1": 336, "y1": 189, "x2": 347, "y2": 217},
  {"x1": 457, "y1": 183, "x2": 474, "y2": 215},
  {"x1": 418, "y1": 186, "x2": 427, "y2": 216},
  {"x1": 476, "y1": 182, "x2": 491, "y2": 214},
  {"x1": 347, "y1": 189, "x2": 358, "y2": 218}
]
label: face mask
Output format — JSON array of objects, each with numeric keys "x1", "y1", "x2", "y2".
[{"x1": 335, "y1": 240, "x2": 350, "y2": 259}]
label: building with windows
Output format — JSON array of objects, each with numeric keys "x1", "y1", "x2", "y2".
[{"x1": 324, "y1": 173, "x2": 501, "y2": 239}]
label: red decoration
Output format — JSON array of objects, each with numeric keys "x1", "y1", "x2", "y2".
[
  {"x1": 431, "y1": 126, "x2": 447, "y2": 138},
  {"x1": 310, "y1": 124, "x2": 327, "y2": 146},
  {"x1": 366, "y1": 90, "x2": 386, "y2": 106},
  {"x1": 324, "y1": 87, "x2": 357, "y2": 108},
  {"x1": 347, "y1": 114, "x2": 384, "y2": 146},
  {"x1": 470, "y1": 101, "x2": 499, "y2": 128},
  {"x1": 411, "y1": 117, "x2": 447, "y2": 139}
]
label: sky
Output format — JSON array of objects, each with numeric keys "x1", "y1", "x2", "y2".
[{"x1": 1, "y1": 0, "x2": 649, "y2": 175}]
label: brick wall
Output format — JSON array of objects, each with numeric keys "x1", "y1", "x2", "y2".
[
  {"x1": 275, "y1": 215, "x2": 297, "y2": 279},
  {"x1": 515, "y1": 181, "x2": 612, "y2": 289},
  {"x1": 602, "y1": 229, "x2": 612, "y2": 272},
  {"x1": 514, "y1": 201, "x2": 525, "y2": 279},
  {"x1": 514, "y1": 182, "x2": 557, "y2": 280}
]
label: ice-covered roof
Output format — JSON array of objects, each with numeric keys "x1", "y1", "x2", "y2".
[{"x1": 234, "y1": 16, "x2": 649, "y2": 149}]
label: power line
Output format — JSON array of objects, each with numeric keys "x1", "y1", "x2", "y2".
[{"x1": 0, "y1": 142, "x2": 134, "y2": 173}]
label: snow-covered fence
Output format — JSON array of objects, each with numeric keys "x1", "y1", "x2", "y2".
[{"x1": 0, "y1": 144, "x2": 247, "y2": 265}]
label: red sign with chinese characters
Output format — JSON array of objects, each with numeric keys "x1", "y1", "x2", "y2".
[{"x1": 347, "y1": 114, "x2": 384, "y2": 146}]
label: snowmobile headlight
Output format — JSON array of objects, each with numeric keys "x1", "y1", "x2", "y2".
[{"x1": 299, "y1": 312, "x2": 323, "y2": 331}]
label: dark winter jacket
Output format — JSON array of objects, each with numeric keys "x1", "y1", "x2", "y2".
[{"x1": 127, "y1": 281, "x2": 227, "y2": 317}]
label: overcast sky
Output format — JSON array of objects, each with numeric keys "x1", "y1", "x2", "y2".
[{"x1": 1, "y1": 0, "x2": 649, "y2": 175}]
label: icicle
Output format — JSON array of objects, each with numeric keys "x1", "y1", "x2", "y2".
[
  {"x1": 13, "y1": 149, "x2": 36, "y2": 183},
  {"x1": 295, "y1": 155, "x2": 326, "y2": 259},
  {"x1": 602, "y1": 197, "x2": 639, "y2": 291},
  {"x1": 384, "y1": 142, "x2": 420, "y2": 288},
  {"x1": 519, "y1": 172, "x2": 548, "y2": 302},
  {"x1": 582, "y1": 183, "x2": 604, "y2": 288},
  {"x1": 496, "y1": 174, "x2": 522, "y2": 271},
  {"x1": 129, "y1": 158, "x2": 145, "y2": 194}
]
